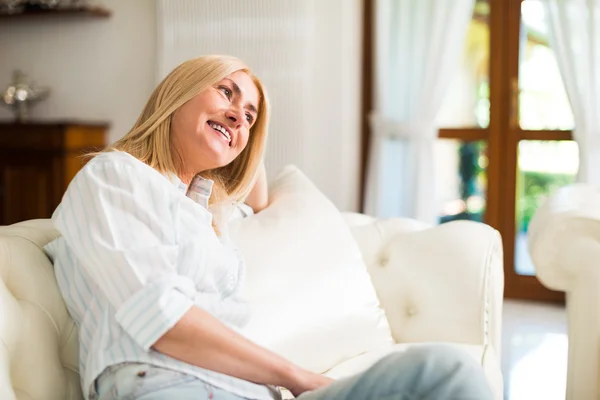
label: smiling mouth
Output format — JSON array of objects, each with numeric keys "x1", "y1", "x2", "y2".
[{"x1": 208, "y1": 121, "x2": 232, "y2": 146}]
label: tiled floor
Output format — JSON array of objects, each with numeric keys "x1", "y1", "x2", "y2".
[{"x1": 502, "y1": 299, "x2": 568, "y2": 400}]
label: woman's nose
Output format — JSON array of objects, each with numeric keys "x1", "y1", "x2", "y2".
[{"x1": 225, "y1": 107, "x2": 244, "y2": 127}]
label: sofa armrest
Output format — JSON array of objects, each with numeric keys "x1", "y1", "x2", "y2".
[
  {"x1": 528, "y1": 184, "x2": 600, "y2": 399},
  {"x1": 351, "y1": 218, "x2": 503, "y2": 356},
  {"x1": 528, "y1": 184, "x2": 600, "y2": 292}
]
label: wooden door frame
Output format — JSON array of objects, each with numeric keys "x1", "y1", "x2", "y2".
[
  {"x1": 485, "y1": 0, "x2": 506, "y2": 233},
  {"x1": 359, "y1": 0, "x2": 374, "y2": 212},
  {"x1": 501, "y1": 0, "x2": 565, "y2": 302}
]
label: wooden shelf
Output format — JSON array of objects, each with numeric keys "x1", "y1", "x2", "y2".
[
  {"x1": 0, "y1": 120, "x2": 110, "y2": 129},
  {"x1": 0, "y1": 4, "x2": 111, "y2": 19}
]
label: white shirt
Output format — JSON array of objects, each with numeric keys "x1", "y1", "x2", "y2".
[{"x1": 45, "y1": 151, "x2": 279, "y2": 400}]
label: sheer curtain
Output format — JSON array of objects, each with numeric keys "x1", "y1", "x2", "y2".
[
  {"x1": 544, "y1": 0, "x2": 600, "y2": 185},
  {"x1": 364, "y1": 0, "x2": 474, "y2": 223}
]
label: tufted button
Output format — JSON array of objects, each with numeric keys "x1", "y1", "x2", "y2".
[
  {"x1": 379, "y1": 256, "x2": 389, "y2": 267},
  {"x1": 406, "y1": 307, "x2": 417, "y2": 317}
]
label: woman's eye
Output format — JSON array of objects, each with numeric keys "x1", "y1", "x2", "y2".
[
  {"x1": 220, "y1": 86, "x2": 232, "y2": 99},
  {"x1": 246, "y1": 113, "x2": 254, "y2": 124}
]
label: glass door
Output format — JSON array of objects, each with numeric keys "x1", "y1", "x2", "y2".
[
  {"x1": 503, "y1": 0, "x2": 575, "y2": 301},
  {"x1": 436, "y1": 0, "x2": 576, "y2": 301}
]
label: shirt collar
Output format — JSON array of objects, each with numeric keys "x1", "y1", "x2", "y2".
[{"x1": 165, "y1": 172, "x2": 214, "y2": 210}]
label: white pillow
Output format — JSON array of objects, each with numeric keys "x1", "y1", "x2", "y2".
[{"x1": 229, "y1": 166, "x2": 394, "y2": 373}]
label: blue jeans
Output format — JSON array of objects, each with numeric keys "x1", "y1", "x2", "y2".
[{"x1": 94, "y1": 345, "x2": 494, "y2": 399}]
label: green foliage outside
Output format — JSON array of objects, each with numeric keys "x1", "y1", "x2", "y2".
[
  {"x1": 440, "y1": 142, "x2": 576, "y2": 230},
  {"x1": 516, "y1": 170, "x2": 575, "y2": 232},
  {"x1": 439, "y1": 142, "x2": 486, "y2": 224}
]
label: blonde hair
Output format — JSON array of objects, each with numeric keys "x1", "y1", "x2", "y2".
[{"x1": 101, "y1": 55, "x2": 269, "y2": 225}]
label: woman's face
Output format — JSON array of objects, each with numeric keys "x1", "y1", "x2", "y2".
[{"x1": 171, "y1": 70, "x2": 260, "y2": 178}]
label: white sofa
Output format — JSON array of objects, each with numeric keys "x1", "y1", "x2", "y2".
[
  {"x1": 529, "y1": 184, "x2": 600, "y2": 400},
  {"x1": 0, "y1": 215, "x2": 504, "y2": 400}
]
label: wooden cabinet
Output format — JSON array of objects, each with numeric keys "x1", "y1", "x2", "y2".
[{"x1": 0, "y1": 121, "x2": 108, "y2": 225}]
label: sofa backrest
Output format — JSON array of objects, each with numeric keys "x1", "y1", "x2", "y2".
[{"x1": 0, "y1": 219, "x2": 82, "y2": 400}]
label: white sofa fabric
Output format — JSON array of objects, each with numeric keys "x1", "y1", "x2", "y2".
[
  {"x1": 529, "y1": 183, "x2": 600, "y2": 400},
  {"x1": 0, "y1": 215, "x2": 504, "y2": 400}
]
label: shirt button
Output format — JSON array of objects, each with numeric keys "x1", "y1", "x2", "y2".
[{"x1": 137, "y1": 370, "x2": 147, "y2": 377}]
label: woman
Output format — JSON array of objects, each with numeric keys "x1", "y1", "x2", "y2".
[{"x1": 46, "y1": 55, "x2": 493, "y2": 400}]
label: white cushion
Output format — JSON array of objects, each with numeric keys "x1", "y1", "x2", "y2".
[{"x1": 229, "y1": 166, "x2": 394, "y2": 373}]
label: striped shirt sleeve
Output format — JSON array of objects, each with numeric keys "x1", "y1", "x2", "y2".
[{"x1": 52, "y1": 156, "x2": 195, "y2": 351}]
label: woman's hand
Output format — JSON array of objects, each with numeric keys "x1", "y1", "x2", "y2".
[
  {"x1": 245, "y1": 163, "x2": 269, "y2": 213},
  {"x1": 285, "y1": 369, "x2": 334, "y2": 397}
]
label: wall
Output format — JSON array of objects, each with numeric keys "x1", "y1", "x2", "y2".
[
  {"x1": 311, "y1": 0, "x2": 363, "y2": 212},
  {"x1": 0, "y1": 0, "x2": 156, "y2": 143},
  {"x1": 0, "y1": 0, "x2": 362, "y2": 212}
]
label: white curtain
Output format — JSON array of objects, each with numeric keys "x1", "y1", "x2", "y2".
[
  {"x1": 364, "y1": 0, "x2": 474, "y2": 223},
  {"x1": 544, "y1": 0, "x2": 600, "y2": 185}
]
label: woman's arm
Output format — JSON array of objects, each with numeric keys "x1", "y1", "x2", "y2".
[
  {"x1": 245, "y1": 163, "x2": 269, "y2": 213},
  {"x1": 153, "y1": 306, "x2": 332, "y2": 397}
]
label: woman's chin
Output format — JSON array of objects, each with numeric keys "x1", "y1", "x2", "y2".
[{"x1": 204, "y1": 147, "x2": 234, "y2": 169}]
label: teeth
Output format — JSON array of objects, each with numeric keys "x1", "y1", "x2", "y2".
[{"x1": 209, "y1": 122, "x2": 231, "y2": 141}]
